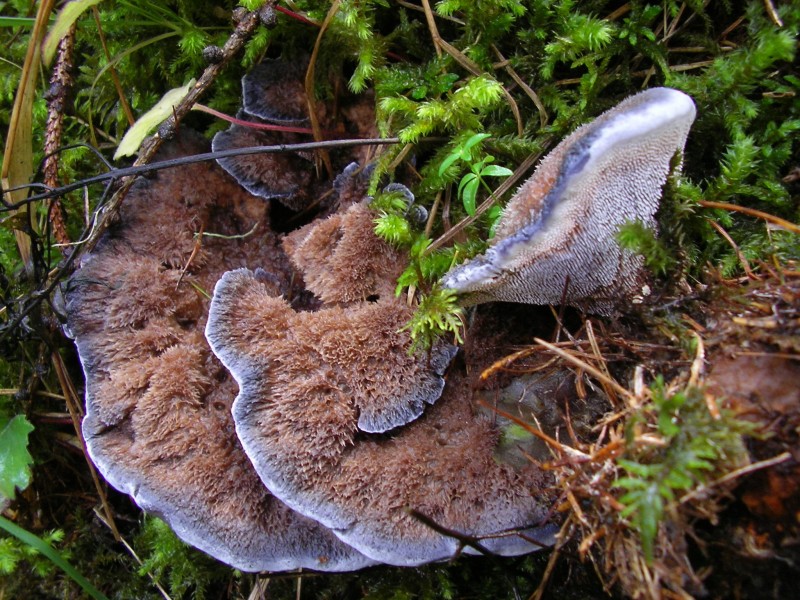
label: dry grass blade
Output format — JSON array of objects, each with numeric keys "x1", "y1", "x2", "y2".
[
  {"x1": 475, "y1": 398, "x2": 589, "y2": 460},
  {"x1": 305, "y1": 0, "x2": 339, "y2": 179},
  {"x1": 51, "y1": 351, "x2": 120, "y2": 542},
  {"x1": 93, "y1": 508, "x2": 172, "y2": 600},
  {"x1": 678, "y1": 451, "x2": 791, "y2": 505},
  {"x1": 92, "y1": 6, "x2": 135, "y2": 126},
  {"x1": 585, "y1": 320, "x2": 622, "y2": 409},
  {"x1": 1, "y1": 0, "x2": 56, "y2": 274},
  {"x1": 493, "y1": 45, "x2": 548, "y2": 129},
  {"x1": 528, "y1": 517, "x2": 571, "y2": 600},
  {"x1": 699, "y1": 199, "x2": 800, "y2": 235},
  {"x1": 533, "y1": 337, "x2": 634, "y2": 404}
]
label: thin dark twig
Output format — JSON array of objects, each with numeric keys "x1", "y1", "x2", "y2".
[
  {"x1": 407, "y1": 508, "x2": 495, "y2": 558},
  {"x1": 48, "y1": 142, "x2": 116, "y2": 171},
  {"x1": 1, "y1": 138, "x2": 403, "y2": 209}
]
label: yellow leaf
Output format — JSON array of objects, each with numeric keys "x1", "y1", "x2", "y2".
[
  {"x1": 113, "y1": 80, "x2": 196, "y2": 160},
  {"x1": 42, "y1": 0, "x2": 102, "y2": 66}
]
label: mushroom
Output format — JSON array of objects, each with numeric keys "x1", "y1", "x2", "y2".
[
  {"x1": 441, "y1": 87, "x2": 697, "y2": 314},
  {"x1": 242, "y1": 57, "x2": 317, "y2": 124},
  {"x1": 65, "y1": 131, "x2": 374, "y2": 572},
  {"x1": 213, "y1": 57, "x2": 377, "y2": 211},
  {"x1": 204, "y1": 201, "x2": 557, "y2": 566}
]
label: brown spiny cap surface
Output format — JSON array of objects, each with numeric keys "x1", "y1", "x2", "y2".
[
  {"x1": 442, "y1": 87, "x2": 697, "y2": 314},
  {"x1": 206, "y1": 261, "x2": 555, "y2": 565},
  {"x1": 65, "y1": 131, "x2": 373, "y2": 572},
  {"x1": 283, "y1": 200, "x2": 406, "y2": 304}
]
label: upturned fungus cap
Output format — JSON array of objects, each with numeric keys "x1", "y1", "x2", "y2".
[
  {"x1": 242, "y1": 58, "x2": 318, "y2": 124},
  {"x1": 204, "y1": 205, "x2": 555, "y2": 566},
  {"x1": 65, "y1": 132, "x2": 373, "y2": 572},
  {"x1": 441, "y1": 87, "x2": 697, "y2": 314},
  {"x1": 212, "y1": 122, "x2": 313, "y2": 210}
]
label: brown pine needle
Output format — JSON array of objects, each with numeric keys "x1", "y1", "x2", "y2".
[
  {"x1": 533, "y1": 338, "x2": 634, "y2": 403},
  {"x1": 476, "y1": 398, "x2": 589, "y2": 460},
  {"x1": 51, "y1": 352, "x2": 120, "y2": 542},
  {"x1": 699, "y1": 200, "x2": 800, "y2": 235}
]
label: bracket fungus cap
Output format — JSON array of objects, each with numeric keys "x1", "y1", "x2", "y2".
[
  {"x1": 205, "y1": 269, "x2": 554, "y2": 565},
  {"x1": 283, "y1": 199, "x2": 408, "y2": 305},
  {"x1": 242, "y1": 58, "x2": 315, "y2": 124},
  {"x1": 212, "y1": 122, "x2": 313, "y2": 210},
  {"x1": 441, "y1": 87, "x2": 696, "y2": 313},
  {"x1": 65, "y1": 132, "x2": 374, "y2": 572}
]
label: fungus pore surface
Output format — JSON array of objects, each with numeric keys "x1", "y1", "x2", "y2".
[{"x1": 441, "y1": 87, "x2": 697, "y2": 314}]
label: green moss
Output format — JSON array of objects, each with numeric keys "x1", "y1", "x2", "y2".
[
  {"x1": 135, "y1": 517, "x2": 234, "y2": 600},
  {"x1": 615, "y1": 377, "x2": 754, "y2": 563}
]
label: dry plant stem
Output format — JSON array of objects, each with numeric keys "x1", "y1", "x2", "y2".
[
  {"x1": 93, "y1": 508, "x2": 172, "y2": 600},
  {"x1": 2, "y1": 0, "x2": 56, "y2": 273},
  {"x1": 420, "y1": 0, "x2": 442, "y2": 58},
  {"x1": 528, "y1": 517, "x2": 571, "y2": 600},
  {"x1": 763, "y1": 0, "x2": 784, "y2": 27},
  {"x1": 51, "y1": 352, "x2": 120, "y2": 541},
  {"x1": 176, "y1": 222, "x2": 205, "y2": 289},
  {"x1": 480, "y1": 339, "x2": 602, "y2": 380},
  {"x1": 192, "y1": 104, "x2": 324, "y2": 135},
  {"x1": 305, "y1": 0, "x2": 339, "y2": 179},
  {"x1": 78, "y1": 9, "x2": 261, "y2": 256},
  {"x1": 423, "y1": 190, "x2": 442, "y2": 238},
  {"x1": 92, "y1": 6, "x2": 135, "y2": 126},
  {"x1": 476, "y1": 398, "x2": 588, "y2": 460},
  {"x1": 396, "y1": 0, "x2": 464, "y2": 25},
  {"x1": 492, "y1": 45, "x2": 548, "y2": 129},
  {"x1": 406, "y1": 509, "x2": 493, "y2": 557},
  {"x1": 247, "y1": 577, "x2": 269, "y2": 600},
  {"x1": 43, "y1": 22, "x2": 77, "y2": 250},
  {"x1": 707, "y1": 218, "x2": 756, "y2": 279},
  {"x1": 585, "y1": 320, "x2": 621, "y2": 409},
  {"x1": 604, "y1": 3, "x2": 632, "y2": 21},
  {"x1": 699, "y1": 199, "x2": 800, "y2": 235},
  {"x1": 9, "y1": 138, "x2": 403, "y2": 209},
  {"x1": 428, "y1": 149, "x2": 544, "y2": 253},
  {"x1": 678, "y1": 452, "x2": 792, "y2": 505}
]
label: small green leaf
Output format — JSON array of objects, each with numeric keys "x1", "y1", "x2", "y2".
[
  {"x1": 480, "y1": 164, "x2": 513, "y2": 177},
  {"x1": 663, "y1": 469, "x2": 693, "y2": 490},
  {"x1": 458, "y1": 172, "x2": 476, "y2": 198},
  {"x1": 438, "y1": 149, "x2": 464, "y2": 177},
  {"x1": 460, "y1": 132, "x2": 490, "y2": 160},
  {"x1": 114, "y1": 80, "x2": 195, "y2": 160},
  {"x1": 0, "y1": 415, "x2": 34, "y2": 501},
  {"x1": 460, "y1": 175, "x2": 480, "y2": 216}
]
